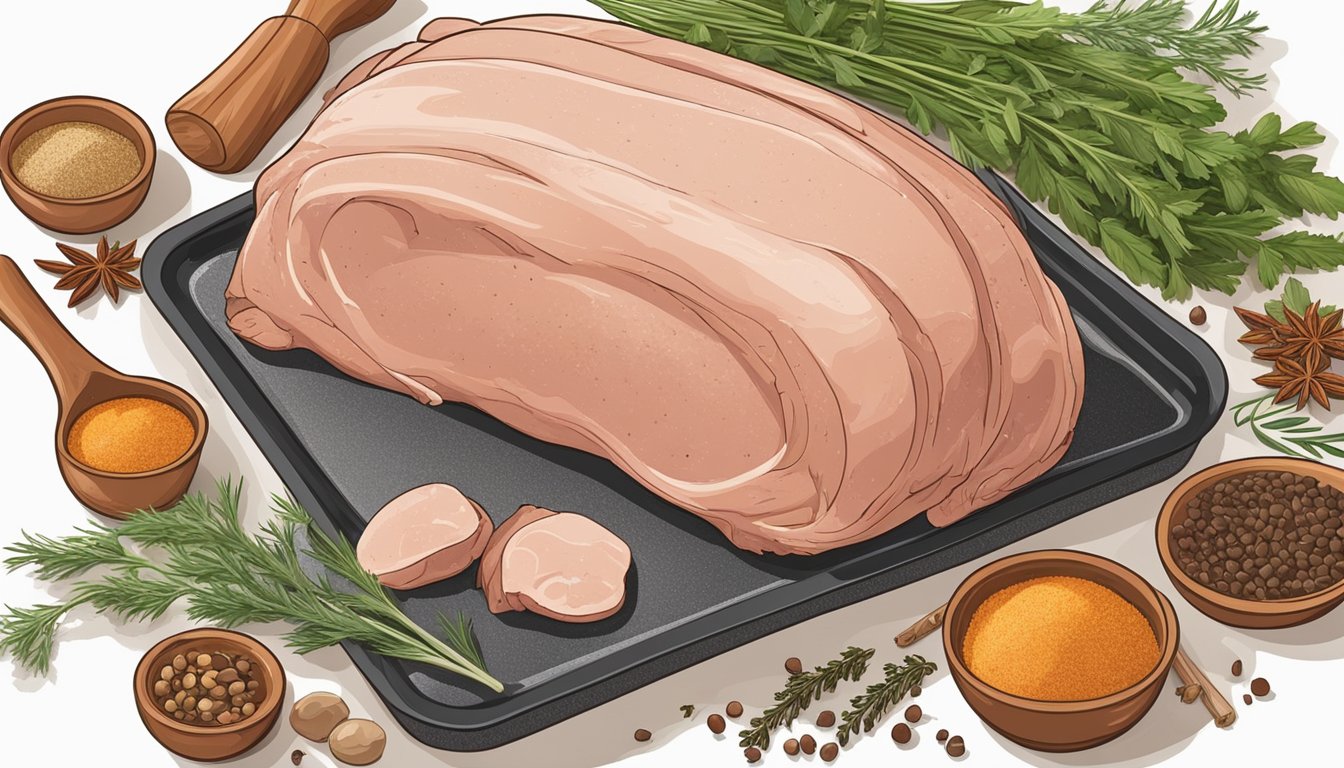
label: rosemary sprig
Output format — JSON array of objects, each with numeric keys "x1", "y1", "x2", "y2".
[
  {"x1": 1231, "y1": 394, "x2": 1344, "y2": 459},
  {"x1": 0, "y1": 480, "x2": 504, "y2": 692},
  {"x1": 835, "y1": 655, "x2": 936, "y2": 745},
  {"x1": 738, "y1": 646, "x2": 874, "y2": 750},
  {"x1": 591, "y1": 0, "x2": 1344, "y2": 299}
]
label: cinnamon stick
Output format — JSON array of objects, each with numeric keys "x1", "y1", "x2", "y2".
[
  {"x1": 1173, "y1": 647, "x2": 1236, "y2": 728},
  {"x1": 895, "y1": 603, "x2": 947, "y2": 648}
]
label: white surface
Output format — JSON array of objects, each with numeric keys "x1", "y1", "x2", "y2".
[{"x1": 1, "y1": 2, "x2": 1342, "y2": 766}]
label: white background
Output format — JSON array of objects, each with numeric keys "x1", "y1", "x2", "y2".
[{"x1": 1, "y1": 1, "x2": 1341, "y2": 766}]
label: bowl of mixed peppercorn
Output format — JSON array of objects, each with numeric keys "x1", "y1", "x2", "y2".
[
  {"x1": 1157, "y1": 457, "x2": 1344, "y2": 629},
  {"x1": 133, "y1": 628, "x2": 286, "y2": 761}
]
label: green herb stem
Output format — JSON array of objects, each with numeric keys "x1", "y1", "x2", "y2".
[
  {"x1": 0, "y1": 481, "x2": 503, "y2": 692},
  {"x1": 836, "y1": 655, "x2": 936, "y2": 746},
  {"x1": 738, "y1": 646, "x2": 875, "y2": 750}
]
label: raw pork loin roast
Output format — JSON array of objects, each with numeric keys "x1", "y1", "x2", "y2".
[{"x1": 227, "y1": 16, "x2": 1085, "y2": 556}]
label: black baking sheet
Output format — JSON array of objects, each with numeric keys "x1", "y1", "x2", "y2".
[{"x1": 143, "y1": 168, "x2": 1226, "y2": 751}]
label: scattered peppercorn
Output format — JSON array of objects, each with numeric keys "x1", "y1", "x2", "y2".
[
  {"x1": 1251, "y1": 677, "x2": 1271, "y2": 697},
  {"x1": 634, "y1": 728, "x2": 652, "y2": 742},
  {"x1": 936, "y1": 728, "x2": 949, "y2": 743},
  {"x1": 291, "y1": 750, "x2": 304, "y2": 766},
  {"x1": 947, "y1": 735, "x2": 966, "y2": 758},
  {"x1": 783, "y1": 738, "x2": 800, "y2": 755},
  {"x1": 785, "y1": 657, "x2": 803, "y2": 675},
  {"x1": 891, "y1": 722, "x2": 912, "y2": 744},
  {"x1": 708, "y1": 714, "x2": 726, "y2": 734},
  {"x1": 817, "y1": 709, "x2": 836, "y2": 728},
  {"x1": 1243, "y1": 693, "x2": 1253, "y2": 705},
  {"x1": 820, "y1": 742, "x2": 840, "y2": 762},
  {"x1": 910, "y1": 684, "x2": 922, "y2": 698},
  {"x1": 1189, "y1": 305, "x2": 1207, "y2": 326},
  {"x1": 904, "y1": 704, "x2": 922, "y2": 723},
  {"x1": 726, "y1": 700, "x2": 744, "y2": 718},
  {"x1": 1231, "y1": 659, "x2": 1243, "y2": 677},
  {"x1": 745, "y1": 746, "x2": 762, "y2": 764},
  {"x1": 800, "y1": 734, "x2": 817, "y2": 755}
]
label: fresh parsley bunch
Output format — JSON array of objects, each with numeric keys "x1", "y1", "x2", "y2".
[{"x1": 593, "y1": 0, "x2": 1344, "y2": 298}]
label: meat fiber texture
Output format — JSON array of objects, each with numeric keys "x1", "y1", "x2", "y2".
[
  {"x1": 227, "y1": 16, "x2": 1084, "y2": 556},
  {"x1": 477, "y1": 505, "x2": 632, "y2": 623},
  {"x1": 356, "y1": 483, "x2": 492, "y2": 590}
]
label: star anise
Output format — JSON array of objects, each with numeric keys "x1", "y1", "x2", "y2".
[
  {"x1": 1235, "y1": 306, "x2": 1291, "y2": 347},
  {"x1": 1253, "y1": 355, "x2": 1344, "y2": 410},
  {"x1": 1254, "y1": 301, "x2": 1344, "y2": 372},
  {"x1": 34, "y1": 236, "x2": 141, "y2": 307}
]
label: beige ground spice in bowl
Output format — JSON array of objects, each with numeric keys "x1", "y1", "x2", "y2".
[
  {"x1": 12, "y1": 121, "x2": 142, "y2": 199},
  {"x1": 0, "y1": 96, "x2": 155, "y2": 234}
]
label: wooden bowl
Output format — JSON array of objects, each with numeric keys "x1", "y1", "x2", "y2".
[
  {"x1": 943, "y1": 550, "x2": 1179, "y2": 753},
  {"x1": 0, "y1": 96, "x2": 155, "y2": 234},
  {"x1": 133, "y1": 629, "x2": 285, "y2": 762},
  {"x1": 1156, "y1": 456, "x2": 1344, "y2": 629}
]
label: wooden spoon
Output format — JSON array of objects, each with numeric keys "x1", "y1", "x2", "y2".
[
  {"x1": 896, "y1": 600, "x2": 1236, "y2": 727},
  {"x1": 0, "y1": 255, "x2": 207, "y2": 519}
]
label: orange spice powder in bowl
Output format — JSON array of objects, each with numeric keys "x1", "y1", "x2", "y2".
[
  {"x1": 67, "y1": 396, "x2": 195, "y2": 474},
  {"x1": 962, "y1": 575, "x2": 1161, "y2": 701}
]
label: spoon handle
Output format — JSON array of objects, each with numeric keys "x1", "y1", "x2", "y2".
[{"x1": 0, "y1": 255, "x2": 105, "y2": 404}]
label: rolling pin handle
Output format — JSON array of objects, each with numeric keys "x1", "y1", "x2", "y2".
[{"x1": 166, "y1": 0, "x2": 396, "y2": 173}]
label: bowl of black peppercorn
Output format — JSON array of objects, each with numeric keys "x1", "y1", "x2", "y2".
[{"x1": 1157, "y1": 457, "x2": 1344, "y2": 629}]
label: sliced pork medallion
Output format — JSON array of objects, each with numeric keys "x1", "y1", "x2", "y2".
[
  {"x1": 477, "y1": 505, "x2": 632, "y2": 623},
  {"x1": 356, "y1": 483, "x2": 493, "y2": 589}
]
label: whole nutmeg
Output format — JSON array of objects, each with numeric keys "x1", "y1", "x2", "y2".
[
  {"x1": 1188, "y1": 305, "x2": 1207, "y2": 326},
  {"x1": 744, "y1": 746, "x2": 762, "y2": 764},
  {"x1": 290, "y1": 692, "x2": 351, "y2": 742},
  {"x1": 890, "y1": 722, "x2": 912, "y2": 744},
  {"x1": 329, "y1": 719, "x2": 387, "y2": 766}
]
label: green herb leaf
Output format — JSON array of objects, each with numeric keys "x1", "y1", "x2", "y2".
[
  {"x1": 591, "y1": 0, "x2": 1344, "y2": 299},
  {"x1": 1282, "y1": 277, "x2": 1313, "y2": 315}
]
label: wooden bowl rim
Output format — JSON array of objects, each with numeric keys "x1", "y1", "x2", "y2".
[
  {"x1": 0, "y1": 95, "x2": 156, "y2": 204},
  {"x1": 133, "y1": 628, "x2": 284, "y2": 737},
  {"x1": 56, "y1": 376, "x2": 209, "y2": 481},
  {"x1": 1155, "y1": 456, "x2": 1344, "y2": 615},
  {"x1": 943, "y1": 549, "x2": 1179, "y2": 713}
]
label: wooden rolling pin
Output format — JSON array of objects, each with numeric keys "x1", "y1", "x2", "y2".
[
  {"x1": 895, "y1": 603, "x2": 1237, "y2": 728},
  {"x1": 167, "y1": 0, "x2": 396, "y2": 173}
]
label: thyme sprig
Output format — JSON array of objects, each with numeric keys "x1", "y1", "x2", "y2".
[
  {"x1": 738, "y1": 646, "x2": 874, "y2": 750},
  {"x1": 836, "y1": 655, "x2": 937, "y2": 746},
  {"x1": 0, "y1": 480, "x2": 502, "y2": 692},
  {"x1": 591, "y1": 0, "x2": 1344, "y2": 299}
]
